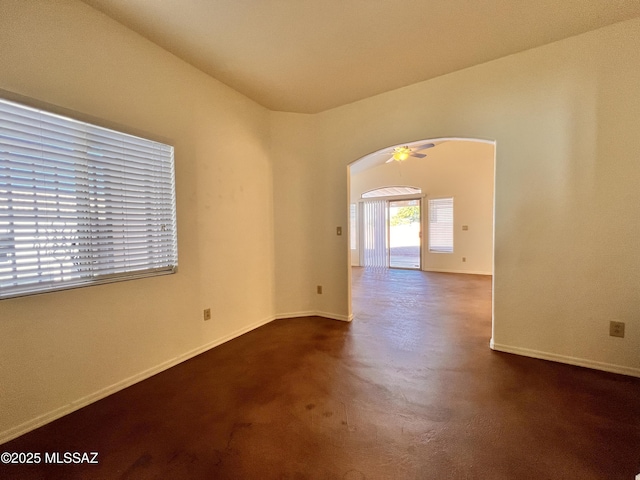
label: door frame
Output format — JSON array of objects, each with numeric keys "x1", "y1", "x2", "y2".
[{"x1": 357, "y1": 193, "x2": 426, "y2": 269}]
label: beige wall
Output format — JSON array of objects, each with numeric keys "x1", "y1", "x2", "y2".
[
  {"x1": 270, "y1": 113, "x2": 328, "y2": 318},
  {"x1": 0, "y1": 0, "x2": 275, "y2": 442},
  {"x1": 350, "y1": 140, "x2": 495, "y2": 274},
  {"x1": 273, "y1": 18, "x2": 640, "y2": 376}
]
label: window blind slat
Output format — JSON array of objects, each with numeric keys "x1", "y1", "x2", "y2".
[
  {"x1": 0, "y1": 98, "x2": 177, "y2": 299},
  {"x1": 0, "y1": 142, "x2": 171, "y2": 176},
  {"x1": 428, "y1": 197, "x2": 453, "y2": 253},
  {"x1": 0, "y1": 103, "x2": 170, "y2": 157}
]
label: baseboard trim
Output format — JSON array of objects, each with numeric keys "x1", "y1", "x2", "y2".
[
  {"x1": 422, "y1": 268, "x2": 492, "y2": 275},
  {"x1": 491, "y1": 342, "x2": 640, "y2": 378},
  {"x1": 0, "y1": 314, "x2": 276, "y2": 446},
  {"x1": 275, "y1": 311, "x2": 353, "y2": 322}
]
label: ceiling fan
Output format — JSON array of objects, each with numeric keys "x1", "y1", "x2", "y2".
[{"x1": 385, "y1": 143, "x2": 436, "y2": 163}]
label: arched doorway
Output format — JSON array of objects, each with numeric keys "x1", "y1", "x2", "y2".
[{"x1": 347, "y1": 137, "x2": 496, "y2": 333}]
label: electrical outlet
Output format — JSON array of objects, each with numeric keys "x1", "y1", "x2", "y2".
[
  {"x1": 317, "y1": 285, "x2": 323, "y2": 294},
  {"x1": 203, "y1": 308, "x2": 211, "y2": 321},
  {"x1": 609, "y1": 321, "x2": 625, "y2": 338},
  {"x1": 462, "y1": 257, "x2": 466, "y2": 262},
  {"x1": 336, "y1": 226, "x2": 342, "y2": 236}
]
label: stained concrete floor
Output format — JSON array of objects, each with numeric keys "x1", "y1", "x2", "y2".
[{"x1": 2, "y1": 268, "x2": 640, "y2": 479}]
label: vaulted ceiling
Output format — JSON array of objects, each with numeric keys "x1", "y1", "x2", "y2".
[{"x1": 81, "y1": 0, "x2": 640, "y2": 113}]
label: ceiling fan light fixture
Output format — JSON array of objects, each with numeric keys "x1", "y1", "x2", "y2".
[{"x1": 392, "y1": 146, "x2": 411, "y2": 161}]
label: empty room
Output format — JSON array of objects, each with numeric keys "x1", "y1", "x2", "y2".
[{"x1": 1, "y1": 1, "x2": 640, "y2": 478}]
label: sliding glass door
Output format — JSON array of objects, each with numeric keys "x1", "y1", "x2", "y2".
[
  {"x1": 359, "y1": 198, "x2": 422, "y2": 270},
  {"x1": 389, "y1": 199, "x2": 421, "y2": 269}
]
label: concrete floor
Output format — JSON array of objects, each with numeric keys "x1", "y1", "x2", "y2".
[
  {"x1": 2, "y1": 268, "x2": 640, "y2": 479},
  {"x1": 389, "y1": 246, "x2": 420, "y2": 269}
]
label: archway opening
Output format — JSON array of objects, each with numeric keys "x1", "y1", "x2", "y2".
[{"x1": 347, "y1": 137, "x2": 496, "y2": 340}]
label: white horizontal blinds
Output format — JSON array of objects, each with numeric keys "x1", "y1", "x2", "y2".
[
  {"x1": 361, "y1": 200, "x2": 388, "y2": 268},
  {"x1": 0, "y1": 98, "x2": 177, "y2": 299},
  {"x1": 428, "y1": 197, "x2": 453, "y2": 253}
]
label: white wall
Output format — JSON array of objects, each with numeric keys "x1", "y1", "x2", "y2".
[
  {"x1": 270, "y1": 112, "x2": 327, "y2": 318},
  {"x1": 0, "y1": 0, "x2": 275, "y2": 442},
  {"x1": 272, "y1": 18, "x2": 640, "y2": 376},
  {"x1": 350, "y1": 140, "x2": 494, "y2": 274}
]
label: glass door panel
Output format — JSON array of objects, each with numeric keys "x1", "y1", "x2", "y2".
[{"x1": 388, "y1": 199, "x2": 421, "y2": 269}]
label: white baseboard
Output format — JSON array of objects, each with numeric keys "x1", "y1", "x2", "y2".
[
  {"x1": 491, "y1": 341, "x2": 640, "y2": 378},
  {"x1": 0, "y1": 315, "x2": 276, "y2": 446},
  {"x1": 422, "y1": 268, "x2": 492, "y2": 275},
  {"x1": 275, "y1": 311, "x2": 353, "y2": 322}
]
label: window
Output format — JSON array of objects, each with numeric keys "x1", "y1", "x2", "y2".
[
  {"x1": 361, "y1": 186, "x2": 421, "y2": 198},
  {"x1": 428, "y1": 197, "x2": 453, "y2": 253},
  {"x1": 0, "y1": 98, "x2": 177, "y2": 299}
]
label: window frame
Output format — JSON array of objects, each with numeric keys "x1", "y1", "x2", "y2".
[
  {"x1": 0, "y1": 97, "x2": 178, "y2": 300},
  {"x1": 428, "y1": 197, "x2": 454, "y2": 254}
]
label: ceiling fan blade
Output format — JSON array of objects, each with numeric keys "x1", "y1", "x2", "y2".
[
  {"x1": 413, "y1": 142, "x2": 435, "y2": 151},
  {"x1": 385, "y1": 157, "x2": 395, "y2": 163},
  {"x1": 410, "y1": 152, "x2": 427, "y2": 158}
]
